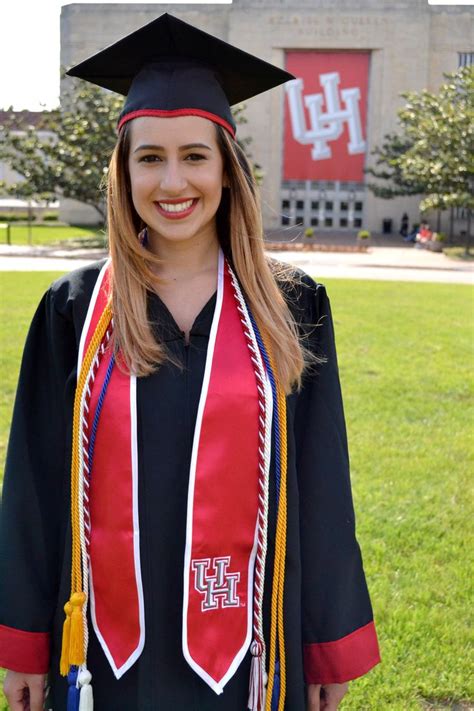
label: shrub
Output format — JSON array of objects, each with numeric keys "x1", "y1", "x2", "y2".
[{"x1": 0, "y1": 213, "x2": 36, "y2": 222}]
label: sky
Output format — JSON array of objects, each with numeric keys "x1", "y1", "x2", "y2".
[{"x1": 1, "y1": 0, "x2": 472, "y2": 111}]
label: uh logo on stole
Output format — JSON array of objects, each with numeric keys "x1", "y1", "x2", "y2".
[{"x1": 192, "y1": 556, "x2": 241, "y2": 612}]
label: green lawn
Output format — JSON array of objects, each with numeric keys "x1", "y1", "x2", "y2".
[
  {"x1": 0, "y1": 223, "x2": 105, "y2": 246},
  {"x1": 0, "y1": 274, "x2": 473, "y2": 710}
]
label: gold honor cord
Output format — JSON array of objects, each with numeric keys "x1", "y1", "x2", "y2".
[
  {"x1": 263, "y1": 342, "x2": 288, "y2": 711},
  {"x1": 60, "y1": 303, "x2": 113, "y2": 676}
]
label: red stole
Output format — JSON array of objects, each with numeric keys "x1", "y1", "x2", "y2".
[
  {"x1": 79, "y1": 251, "x2": 260, "y2": 691},
  {"x1": 78, "y1": 259, "x2": 144, "y2": 678}
]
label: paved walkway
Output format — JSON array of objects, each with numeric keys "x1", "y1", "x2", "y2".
[
  {"x1": 270, "y1": 247, "x2": 474, "y2": 284},
  {"x1": 0, "y1": 244, "x2": 472, "y2": 285}
]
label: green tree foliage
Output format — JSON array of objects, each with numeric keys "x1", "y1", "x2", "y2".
[
  {"x1": 366, "y1": 133, "x2": 425, "y2": 199},
  {"x1": 398, "y1": 67, "x2": 474, "y2": 214},
  {"x1": 0, "y1": 83, "x2": 123, "y2": 220},
  {"x1": 0, "y1": 84, "x2": 262, "y2": 222},
  {"x1": 367, "y1": 67, "x2": 474, "y2": 217}
]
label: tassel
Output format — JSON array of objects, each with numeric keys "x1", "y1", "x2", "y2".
[
  {"x1": 69, "y1": 591, "x2": 87, "y2": 665},
  {"x1": 248, "y1": 640, "x2": 266, "y2": 711},
  {"x1": 60, "y1": 601, "x2": 73, "y2": 676},
  {"x1": 66, "y1": 667, "x2": 80, "y2": 711},
  {"x1": 78, "y1": 669, "x2": 93, "y2": 711},
  {"x1": 271, "y1": 661, "x2": 280, "y2": 711}
]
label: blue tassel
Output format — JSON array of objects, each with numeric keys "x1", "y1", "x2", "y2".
[
  {"x1": 67, "y1": 666, "x2": 80, "y2": 711},
  {"x1": 271, "y1": 660, "x2": 280, "y2": 711}
]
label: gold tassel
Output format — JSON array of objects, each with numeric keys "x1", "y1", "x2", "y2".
[
  {"x1": 69, "y1": 591, "x2": 87, "y2": 665},
  {"x1": 60, "y1": 601, "x2": 73, "y2": 676}
]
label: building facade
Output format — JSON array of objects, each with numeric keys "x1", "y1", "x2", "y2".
[{"x1": 60, "y1": 0, "x2": 473, "y2": 234}]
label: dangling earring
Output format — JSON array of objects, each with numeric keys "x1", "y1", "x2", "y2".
[{"x1": 138, "y1": 226, "x2": 148, "y2": 247}]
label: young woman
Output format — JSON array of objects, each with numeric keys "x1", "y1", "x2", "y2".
[{"x1": 0, "y1": 13, "x2": 380, "y2": 711}]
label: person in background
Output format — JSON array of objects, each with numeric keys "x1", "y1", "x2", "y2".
[
  {"x1": 399, "y1": 212, "x2": 409, "y2": 238},
  {"x1": 415, "y1": 222, "x2": 434, "y2": 247}
]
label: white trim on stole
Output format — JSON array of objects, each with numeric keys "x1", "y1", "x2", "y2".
[{"x1": 77, "y1": 258, "x2": 145, "y2": 679}]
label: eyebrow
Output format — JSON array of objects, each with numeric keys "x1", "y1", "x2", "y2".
[{"x1": 133, "y1": 142, "x2": 212, "y2": 154}]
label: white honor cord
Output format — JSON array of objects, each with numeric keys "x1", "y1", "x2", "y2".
[{"x1": 228, "y1": 265, "x2": 272, "y2": 670}]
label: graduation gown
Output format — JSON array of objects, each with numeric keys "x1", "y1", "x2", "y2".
[{"x1": 0, "y1": 260, "x2": 380, "y2": 710}]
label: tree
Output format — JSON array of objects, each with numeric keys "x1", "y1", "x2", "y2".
[
  {"x1": 399, "y1": 67, "x2": 473, "y2": 207},
  {"x1": 367, "y1": 67, "x2": 474, "y2": 250},
  {"x1": 0, "y1": 83, "x2": 123, "y2": 221},
  {"x1": 365, "y1": 132, "x2": 425, "y2": 199},
  {"x1": 0, "y1": 84, "x2": 262, "y2": 224}
]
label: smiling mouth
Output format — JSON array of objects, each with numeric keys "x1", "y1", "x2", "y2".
[{"x1": 155, "y1": 198, "x2": 198, "y2": 214}]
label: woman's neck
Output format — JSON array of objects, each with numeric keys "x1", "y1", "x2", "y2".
[{"x1": 148, "y1": 231, "x2": 220, "y2": 281}]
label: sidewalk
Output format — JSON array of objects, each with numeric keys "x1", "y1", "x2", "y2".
[
  {"x1": 270, "y1": 246, "x2": 474, "y2": 284},
  {"x1": 0, "y1": 243, "x2": 472, "y2": 284}
]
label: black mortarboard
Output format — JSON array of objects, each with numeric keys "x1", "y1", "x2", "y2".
[{"x1": 66, "y1": 12, "x2": 295, "y2": 137}]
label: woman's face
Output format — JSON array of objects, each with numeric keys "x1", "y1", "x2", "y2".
[{"x1": 127, "y1": 115, "x2": 227, "y2": 248}]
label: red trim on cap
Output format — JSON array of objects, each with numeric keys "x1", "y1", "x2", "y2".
[
  {"x1": 0, "y1": 623, "x2": 50, "y2": 673},
  {"x1": 303, "y1": 621, "x2": 381, "y2": 685},
  {"x1": 118, "y1": 108, "x2": 236, "y2": 138}
]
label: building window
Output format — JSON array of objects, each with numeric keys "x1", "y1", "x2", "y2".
[
  {"x1": 281, "y1": 216, "x2": 289, "y2": 226},
  {"x1": 324, "y1": 217, "x2": 333, "y2": 227},
  {"x1": 355, "y1": 201, "x2": 363, "y2": 212},
  {"x1": 311, "y1": 217, "x2": 319, "y2": 226},
  {"x1": 281, "y1": 180, "x2": 305, "y2": 189},
  {"x1": 354, "y1": 217, "x2": 362, "y2": 228},
  {"x1": 458, "y1": 52, "x2": 474, "y2": 67},
  {"x1": 296, "y1": 217, "x2": 304, "y2": 226},
  {"x1": 281, "y1": 200, "x2": 289, "y2": 210},
  {"x1": 311, "y1": 200, "x2": 319, "y2": 210},
  {"x1": 296, "y1": 200, "x2": 304, "y2": 210},
  {"x1": 340, "y1": 202, "x2": 348, "y2": 212},
  {"x1": 325, "y1": 201, "x2": 333, "y2": 211},
  {"x1": 340, "y1": 218, "x2": 348, "y2": 227}
]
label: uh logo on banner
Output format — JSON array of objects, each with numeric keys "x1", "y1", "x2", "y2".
[{"x1": 284, "y1": 52, "x2": 370, "y2": 182}]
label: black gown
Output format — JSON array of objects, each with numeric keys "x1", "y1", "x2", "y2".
[{"x1": 0, "y1": 260, "x2": 380, "y2": 710}]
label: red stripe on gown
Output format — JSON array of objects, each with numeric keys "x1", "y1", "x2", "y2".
[
  {"x1": 185, "y1": 262, "x2": 260, "y2": 687},
  {"x1": 82, "y1": 264, "x2": 142, "y2": 673}
]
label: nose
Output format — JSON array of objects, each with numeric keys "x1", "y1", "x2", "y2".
[{"x1": 159, "y1": 159, "x2": 187, "y2": 194}]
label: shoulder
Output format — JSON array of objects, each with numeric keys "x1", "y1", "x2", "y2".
[
  {"x1": 48, "y1": 259, "x2": 108, "y2": 320},
  {"x1": 267, "y1": 256, "x2": 330, "y2": 325}
]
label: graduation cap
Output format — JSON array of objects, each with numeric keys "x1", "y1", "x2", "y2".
[{"x1": 66, "y1": 12, "x2": 295, "y2": 137}]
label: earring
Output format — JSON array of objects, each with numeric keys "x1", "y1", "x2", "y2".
[{"x1": 138, "y1": 226, "x2": 148, "y2": 247}]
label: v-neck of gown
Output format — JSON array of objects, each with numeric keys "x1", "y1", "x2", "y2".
[{"x1": 148, "y1": 288, "x2": 218, "y2": 344}]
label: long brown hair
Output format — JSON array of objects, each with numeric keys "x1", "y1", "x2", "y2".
[{"x1": 106, "y1": 121, "x2": 314, "y2": 392}]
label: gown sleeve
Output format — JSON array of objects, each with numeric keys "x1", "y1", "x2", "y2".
[
  {"x1": 0, "y1": 286, "x2": 77, "y2": 674},
  {"x1": 293, "y1": 274, "x2": 380, "y2": 685}
]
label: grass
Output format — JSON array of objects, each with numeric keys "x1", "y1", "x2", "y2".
[
  {"x1": 0, "y1": 274, "x2": 473, "y2": 710},
  {"x1": 0, "y1": 223, "x2": 105, "y2": 246}
]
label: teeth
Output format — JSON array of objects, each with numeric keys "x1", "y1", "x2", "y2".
[{"x1": 158, "y1": 199, "x2": 194, "y2": 213}]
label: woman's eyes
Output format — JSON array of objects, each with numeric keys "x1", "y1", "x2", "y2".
[{"x1": 139, "y1": 153, "x2": 206, "y2": 163}]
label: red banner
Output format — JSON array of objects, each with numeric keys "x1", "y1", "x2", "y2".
[{"x1": 283, "y1": 52, "x2": 370, "y2": 182}]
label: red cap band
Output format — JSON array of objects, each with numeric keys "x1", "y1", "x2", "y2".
[{"x1": 117, "y1": 108, "x2": 236, "y2": 138}]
